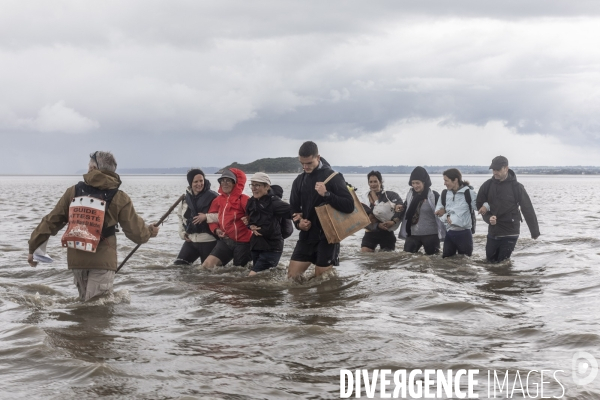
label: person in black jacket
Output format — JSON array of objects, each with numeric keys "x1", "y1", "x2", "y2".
[
  {"x1": 288, "y1": 141, "x2": 355, "y2": 279},
  {"x1": 174, "y1": 169, "x2": 219, "y2": 265},
  {"x1": 244, "y1": 172, "x2": 292, "y2": 276},
  {"x1": 476, "y1": 156, "x2": 540, "y2": 262},
  {"x1": 360, "y1": 170, "x2": 403, "y2": 252}
]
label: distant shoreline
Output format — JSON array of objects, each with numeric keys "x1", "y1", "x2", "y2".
[{"x1": 3, "y1": 169, "x2": 600, "y2": 177}]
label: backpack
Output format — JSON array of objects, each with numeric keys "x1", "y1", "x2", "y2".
[
  {"x1": 74, "y1": 181, "x2": 120, "y2": 237},
  {"x1": 61, "y1": 182, "x2": 120, "y2": 252},
  {"x1": 270, "y1": 185, "x2": 294, "y2": 239},
  {"x1": 441, "y1": 188, "x2": 476, "y2": 234}
]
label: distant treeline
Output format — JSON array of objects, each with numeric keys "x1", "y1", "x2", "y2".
[
  {"x1": 116, "y1": 158, "x2": 600, "y2": 175},
  {"x1": 218, "y1": 157, "x2": 303, "y2": 174}
]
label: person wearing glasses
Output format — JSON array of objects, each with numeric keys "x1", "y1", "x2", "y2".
[
  {"x1": 174, "y1": 168, "x2": 219, "y2": 266},
  {"x1": 242, "y1": 172, "x2": 292, "y2": 276},
  {"x1": 27, "y1": 151, "x2": 159, "y2": 301},
  {"x1": 202, "y1": 168, "x2": 252, "y2": 268}
]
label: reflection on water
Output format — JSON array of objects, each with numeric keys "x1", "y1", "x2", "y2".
[{"x1": 1, "y1": 174, "x2": 600, "y2": 398}]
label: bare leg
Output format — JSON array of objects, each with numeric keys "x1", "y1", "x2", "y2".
[
  {"x1": 248, "y1": 270, "x2": 257, "y2": 277},
  {"x1": 315, "y1": 265, "x2": 333, "y2": 277},
  {"x1": 360, "y1": 247, "x2": 374, "y2": 253},
  {"x1": 201, "y1": 255, "x2": 223, "y2": 269},
  {"x1": 287, "y1": 260, "x2": 312, "y2": 279}
]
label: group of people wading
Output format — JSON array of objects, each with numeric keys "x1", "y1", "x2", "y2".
[
  {"x1": 359, "y1": 157, "x2": 540, "y2": 261},
  {"x1": 27, "y1": 142, "x2": 540, "y2": 302}
]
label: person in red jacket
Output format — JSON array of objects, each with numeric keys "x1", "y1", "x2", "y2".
[{"x1": 202, "y1": 168, "x2": 252, "y2": 268}]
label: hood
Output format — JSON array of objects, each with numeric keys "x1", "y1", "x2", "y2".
[
  {"x1": 492, "y1": 168, "x2": 517, "y2": 184},
  {"x1": 408, "y1": 166, "x2": 431, "y2": 188},
  {"x1": 83, "y1": 169, "x2": 121, "y2": 190},
  {"x1": 306, "y1": 156, "x2": 332, "y2": 176},
  {"x1": 455, "y1": 185, "x2": 474, "y2": 194},
  {"x1": 270, "y1": 184, "x2": 284, "y2": 199},
  {"x1": 187, "y1": 178, "x2": 212, "y2": 196},
  {"x1": 218, "y1": 167, "x2": 246, "y2": 197}
]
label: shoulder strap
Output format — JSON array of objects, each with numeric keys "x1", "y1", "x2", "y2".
[
  {"x1": 467, "y1": 189, "x2": 477, "y2": 233},
  {"x1": 512, "y1": 182, "x2": 521, "y2": 206},
  {"x1": 323, "y1": 171, "x2": 339, "y2": 185},
  {"x1": 383, "y1": 191, "x2": 392, "y2": 203},
  {"x1": 464, "y1": 189, "x2": 472, "y2": 212},
  {"x1": 441, "y1": 189, "x2": 447, "y2": 207}
]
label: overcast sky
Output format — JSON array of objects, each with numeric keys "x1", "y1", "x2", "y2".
[{"x1": 2, "y1": 1, "x2": 600, "y2": 174}]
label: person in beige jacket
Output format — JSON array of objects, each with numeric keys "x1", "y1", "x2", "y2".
[{"x1": 27, "y1": 151, "x2": 159, "y2": 301}]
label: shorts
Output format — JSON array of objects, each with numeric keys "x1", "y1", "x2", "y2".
[
  {"x1": 403, "y1": 234, "x2": 440, "y2": 255},
  {"x1": 251, "y1": 250, "x2": 282, "y2": 272},
  {"x1": 361, "y1": 230, "x2": 396, "y2": 251},
  {"x1": 291, "y1": 239, "x2": 340, "y2": 267},
  {"x1": 72, "y1": 269, "x2": 115, "y2": 302},
  {"x1": 174, "y1": 240, "x2": 217, "y2": 265},
  {"x1": 210, "y1": 238, "x2": 251, "y2": 267}
]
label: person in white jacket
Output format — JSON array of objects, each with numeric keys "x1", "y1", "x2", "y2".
[{"x1": 435, "y1": 168, "x2": 477, "y2": 258}]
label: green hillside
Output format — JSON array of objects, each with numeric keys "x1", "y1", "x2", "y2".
[{"x1": 218, "y1": 157, "x2": 301, "y2": 174}]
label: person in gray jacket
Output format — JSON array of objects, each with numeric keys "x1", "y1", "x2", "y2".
[
  {"x1": 476, "y1": 156, "x2": 540, "y2": 262},
  {"x1": 398, "y1": 167, "x2": 446, "y2": 255},
  {"x1": 435, "y1": 168, "x2": 477, "y2": 258}
]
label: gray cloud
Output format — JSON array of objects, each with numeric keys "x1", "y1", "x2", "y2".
[{"x1": 1, "y1": 1, "x2": 600, "y2": 173}]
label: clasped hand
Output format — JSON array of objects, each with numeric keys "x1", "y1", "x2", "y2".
[
  {"x1": 192, "y1": 213, "x2": 207, "y2": 225},
  {"x1": 293, "y1": 213, "x2": 311, "y2": 231}
]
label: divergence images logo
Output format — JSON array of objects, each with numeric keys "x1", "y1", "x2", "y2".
[{"x1": 572, "y1": 351, "x2": 598, "y2": 386}]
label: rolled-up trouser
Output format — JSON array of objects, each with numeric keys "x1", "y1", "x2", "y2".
[{"x1": 72, "y1": 269, "x2": 115, "y2": 301}]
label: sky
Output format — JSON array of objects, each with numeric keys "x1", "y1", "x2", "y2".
[{"x1": 2, "y1": 1, "x2": 600, "y2": 174}]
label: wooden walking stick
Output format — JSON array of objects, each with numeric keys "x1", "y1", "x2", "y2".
[{"x1": 116, "y1": 194, "x2": 185, "y2": 273}]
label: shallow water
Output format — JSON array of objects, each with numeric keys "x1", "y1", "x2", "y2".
[{"x1": 1, "y1": 174, "x2": 599, "y2": 399}]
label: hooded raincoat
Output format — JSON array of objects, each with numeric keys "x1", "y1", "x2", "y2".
[{"x1": 207, "y1": 168, "x2": 252, "y2": 243}]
